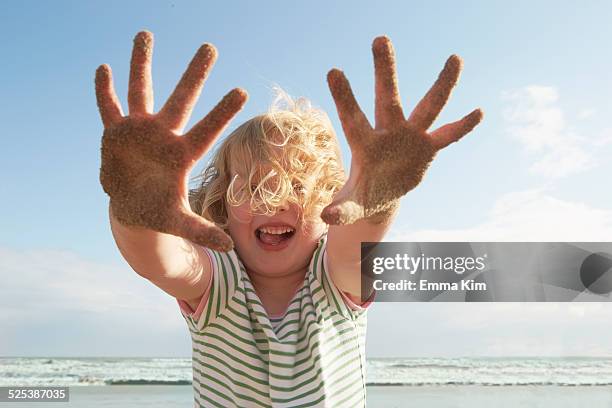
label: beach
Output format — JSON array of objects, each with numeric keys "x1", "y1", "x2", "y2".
[
  {"x1": 4, "y1": 357, "x2": 612, "y2": 406},
  {"x1": 367, "y1": 385, "x2": 612, "y2": 407},
  {"x1": 2, "y1": 385, "x2": 612, "y2": 407}
]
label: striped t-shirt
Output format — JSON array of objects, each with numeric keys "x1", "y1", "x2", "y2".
[{"x1": 177, "y1": 234, "x2": 372, "y2": 407}]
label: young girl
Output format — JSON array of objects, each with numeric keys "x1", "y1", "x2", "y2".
[{"x1": 95, "y1": 31, "x2": 482, "y2": 407}]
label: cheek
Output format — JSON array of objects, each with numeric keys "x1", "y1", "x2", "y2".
[
  {"x1": 228, "y1": 203, "x2": 253, "y2": 227},
  {"x1": 301, "y1": 219, "x2": 328, "y2": 240}
]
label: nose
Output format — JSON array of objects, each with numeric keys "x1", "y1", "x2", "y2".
[{"x1": 277, "y1": 200, "x2": 289, "y2": 213}]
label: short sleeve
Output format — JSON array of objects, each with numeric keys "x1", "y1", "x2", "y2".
[
  {"x1": 311, "y1": 234, "x2": 374, "y2": 320},
  {"x1": 176, "y1": 246, "x2": 242, "y2": 333},
  {"x1": 338, "y1": 287, "x2": 375, "y2": 312}
]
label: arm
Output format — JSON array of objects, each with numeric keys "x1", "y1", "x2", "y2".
[
  {"x1": 327, "y1": 202, "x2": 398, "y2": 300},
  {"x1": 95, "y1": 31, "x2": 247, "y2": 306},
  {"x1": 323, "y1": 36, "x2": 484, "y2": 300},
  {"x1": 109, "y1": 206, "x2": 210, "y2": 310}
]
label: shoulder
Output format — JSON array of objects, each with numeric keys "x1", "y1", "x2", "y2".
[{"x1": 307, "y1": 233, "x2": 374, "y2": 319}]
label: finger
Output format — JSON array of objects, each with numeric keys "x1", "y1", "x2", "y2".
[
  {"x1": 372, "y1": 36, "x2": 404, "y2": 129},
  {"x1": 183, "y1": 88, "x2": 248, "y2": 160},
  {"x1": 327, "y1": 69, "x2": 372, "y2": 148},
  {"x1": 172, "y1": 209, "x2": 234, "y2": 252},
  {"x1": 158, "y1": 43, "x2": 218, "y2": 133},
  {"x1": 321, "y1": 198, "x2": 364, "y2": 226},
  {"x1": 128, "y1": 31, "x2": 154, "y2": 115},
  {"x1": 95, "y1": 64, "x2": 124, "y2": 127},
  {"x1": 408, "y1": 54, "x2": 463, "y2": 131},
  {"x1": 429, "y1": 108, "x2": 484, "y2": 150}
]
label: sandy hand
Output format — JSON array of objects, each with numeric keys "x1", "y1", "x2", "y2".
[
  {"x1": 321, "y1": 36, "x2": 484, "y2": 225},
  {"x1": 96, "y1": 31, "x2": 247, "y2": 251}
]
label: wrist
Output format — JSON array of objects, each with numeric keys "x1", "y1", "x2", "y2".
[{"x1": 365, "y1": 199, "x2": 400, "y2": 225}]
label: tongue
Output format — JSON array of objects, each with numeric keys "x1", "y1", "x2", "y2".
[{"x1": 260, "y1": 232, "x2": 284, "y2": 245}]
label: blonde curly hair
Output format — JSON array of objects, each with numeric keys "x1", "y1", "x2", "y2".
[{"x1": 189, "y1": 89, "x2": 346, "y2": 231}]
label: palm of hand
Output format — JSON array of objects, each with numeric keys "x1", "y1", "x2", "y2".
[
  {"x1": 322, "y1": 37, "x2": 483, "y2": 225},
  {"x1": 331, "y1": 122, "x2": 436, "y2": 225},
  {"x1": 100, "y1": 117, "x2": 191, "y2": 230},
  {"x1": 96, "y1": 32, "x2": 247, "y2": 251}
]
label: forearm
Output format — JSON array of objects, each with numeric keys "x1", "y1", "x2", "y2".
[
  {"x1": 109, "y1": 205, "x2": 209, "y2": 301},
  {"x1": 364, "y1": 199, "x2": 400, "y2": 225},
  {"x1": 328, "y1": 200, "x2": 398, "y2": 260},
  {"x1": 326, "y1": 200, "x2": 399, "y2": 296}
]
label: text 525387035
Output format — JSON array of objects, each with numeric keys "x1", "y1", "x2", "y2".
[{"x1": 0, "y1": 387, "x2": 69, "y2": 402}]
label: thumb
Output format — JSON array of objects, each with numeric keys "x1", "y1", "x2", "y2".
[{"x1": 172, "y1": 210, "x2": 234, "y2": 252}]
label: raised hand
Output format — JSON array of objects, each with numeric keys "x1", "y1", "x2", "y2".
[
  {"x1": 321, "y1": 36, "x2": 483, "y2": 225},
  {"x1": 96, "y1": 31, "x2": 247, "y2": 251}
]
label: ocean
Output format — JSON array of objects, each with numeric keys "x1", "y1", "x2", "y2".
[{"x1": 2, "y1": 357, "x2": 612, "y2": 406}]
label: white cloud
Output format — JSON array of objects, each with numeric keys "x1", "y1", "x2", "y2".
[
  {"x1": 369, "y1": 190, "x2": 612, "y2": 357},
  {"x1": 462, "y1": 302, "x2": 612, "y2": 356},
  {"x1": 501, "y1": 86, "x2": 610, "y2": 178},
  {"x1": 389, "y1": 189, "x2": 612, "y2": 242},
  {"x1": 593, "y1": 127, "x2": 612, "y2": 147},
  {"x1": 0, "y1": 248, "x2": 190, "y2": 356},
  {"x1": 367, "y1": 302, "x2": 612, "y2": 357},
  {"x1": 577, "y1": 108, "x2": 596, "y2": 119},
  {"x1": 0, "y1": 248, "x2": 169, "y2": 316},
  {"x1": 440, "y1": 303, "x2": 608, "y2": 330}
]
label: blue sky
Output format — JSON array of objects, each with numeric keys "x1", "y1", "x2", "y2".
[{"x1": 1, "y1": 1, "x2": 612, "y2": 357}]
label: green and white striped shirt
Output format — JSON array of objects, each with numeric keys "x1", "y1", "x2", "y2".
[{"x1": 177, "y1": 234, "x2": 371, "y2": 407}]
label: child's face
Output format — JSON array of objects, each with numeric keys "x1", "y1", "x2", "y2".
[{"x1": 226, "y1": 174, "x2": 327, "y2": 278}]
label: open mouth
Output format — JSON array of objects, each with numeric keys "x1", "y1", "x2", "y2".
[{"x1": 255, "y1": 226, "x2": 296, "y2": 246}]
